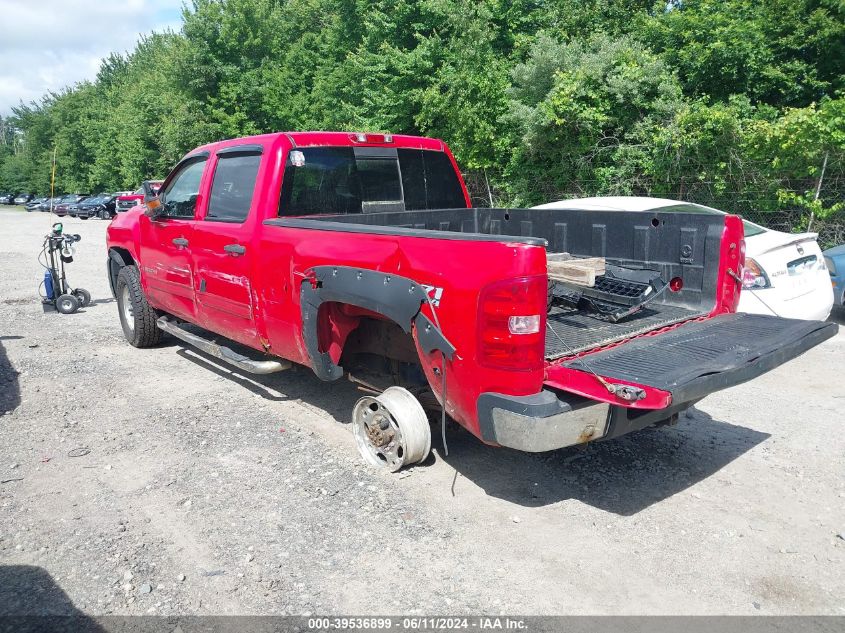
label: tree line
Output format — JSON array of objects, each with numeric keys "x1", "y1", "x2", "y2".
[{"x1": 0, "y1": 0, "x2": 843, "y2": 224}]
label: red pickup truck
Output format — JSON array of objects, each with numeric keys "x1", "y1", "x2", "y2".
[{"x1": 105, "y1": 131, "x2": 836, "y2": 471}]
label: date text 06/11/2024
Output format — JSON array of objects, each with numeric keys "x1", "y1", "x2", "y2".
[{"x1": 306, "y1": 617, "x2": 527, "y2": 630}]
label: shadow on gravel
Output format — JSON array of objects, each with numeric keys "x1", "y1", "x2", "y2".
[
  {"x1": 168, "y1": 333, "x2": 769, "y2": 514},
  {"x1": 160, "y1": 328, "x2": 771, "y2": 514},
  {"x1": 174, "y1": 345, "x2": 362, "y2": 418},
  {"x1": 0, "y1": 565, "x2": 104, "y2": 632},
  {"x1": 0, "y1": 339, "x2": 21, "y2": 415},
  {"x1": 439, "y1": 407, "x2": 769, "y2": 515}
]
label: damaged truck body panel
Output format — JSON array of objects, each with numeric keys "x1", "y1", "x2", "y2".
[{"x1": 106, "y1": 131, "x2": 837, "y2": 462}]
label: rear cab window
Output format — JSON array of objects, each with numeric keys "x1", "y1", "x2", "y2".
[{"x1": 278, "y1": 146, "x2": 466, "y2": 216}]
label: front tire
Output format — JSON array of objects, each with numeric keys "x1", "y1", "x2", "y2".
[{"x1": 116, "y1": 265, "x2": 162, "y2": 347}]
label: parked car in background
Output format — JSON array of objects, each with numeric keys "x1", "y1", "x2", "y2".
[
  {"x1": 53, "y1": 194, "x2": 90, "y2": 217},
  {"x1": 824, "y1": 244, "x2": 845, "y2": 307},
  {"x1": 533, "y1": 197, "x2": 834, "y2": 321},
  {"x1": 76, "y1": 193, "x2": 117, "y2": 220},
  {"x1": 0, "y1": 193, "x2": 16, "y2": 205},
  {"x1": 14, "y1": 193, "x2": 34, "y2": 205},
  {"x1": 25, "y1": 197, "x2": 47, "y2": 212},
  {"x1": 116, "y1": 181, "x2": 163, "y2": 213},
  {"x1": 40, "y1": 196, "x2": 62, "y2": 212}
]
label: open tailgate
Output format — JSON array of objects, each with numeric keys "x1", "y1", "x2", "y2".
[{"x1": 560, "y1": 313, "x2": 837, "y2": 405}]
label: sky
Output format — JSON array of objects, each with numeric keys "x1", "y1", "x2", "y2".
[{"x1": 0, "y1": 0, "x2": 184, "y2": 116}]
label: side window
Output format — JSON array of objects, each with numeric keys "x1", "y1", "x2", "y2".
[
  {"x1": 160, "y1": 159, "x2": 206, "y2": 219},
  {"x1": 206, "y1": 152, "x2": 262, "y2": 222}
]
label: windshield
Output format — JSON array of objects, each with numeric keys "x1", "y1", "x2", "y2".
[
  {"x1": 278, "y1": 147, "x2": 466, "y2": 216},
  {"x1": 740, "y1": 220, "x2": 766, "y2": 237}
]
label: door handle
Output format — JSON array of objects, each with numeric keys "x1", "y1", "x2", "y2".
[
  {"x1": 172, "y1": 237, "x2": 189, "y2": 248},
  {"x1": 224, "y1": 244, "x2": 246, "y2": 256}
]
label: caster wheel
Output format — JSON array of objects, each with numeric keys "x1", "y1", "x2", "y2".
[
  {"x1": 56, "y1": 294, "x2": 80, "y2": 314},
  {"x1": 73, "y1": 288, "x2": 92, "y2": 307},
  {"x1": 352, "y1": 386, "x2": 431, "y2": 472}
]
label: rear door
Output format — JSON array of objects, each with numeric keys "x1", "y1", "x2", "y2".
[
  {"x1": 139, "y1": 154, "x2": 208, "y2": 320},
  {"x1": 191, "y1": 145, "x2": 263, "y2": 348}
]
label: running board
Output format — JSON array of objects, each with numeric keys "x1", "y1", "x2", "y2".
[{"x1": 156, "y1": 317, "x2": 291, "y2": 375}]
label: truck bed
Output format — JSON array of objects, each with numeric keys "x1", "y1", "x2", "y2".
[
  {"x1": 546, "y1": 303, "x2": 705, "y2": 358},
  {"x1": 270, "y1": 205, "x2": 730, "y2": 360}
]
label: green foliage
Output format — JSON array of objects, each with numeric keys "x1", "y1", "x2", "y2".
[
  {"x1": 0, "y1": 0, "x2": 842, "y2": 224},
  {"x1": 637, "y1": 0, "x2": 845, "y2": 107},
  {"x1": 502, "y1": 33, "x2": 684, "y2": 204}
]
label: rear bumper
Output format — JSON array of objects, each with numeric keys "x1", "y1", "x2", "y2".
[
  {"x1": 477, "y1": 391, "x2": 611, "y2": 452},
  {"x1": 737, "y1": 282, "x2": 833, "y2": 321},
  {"x1": 477, "y1": 390, "x2": 694, "y2": 452},
  {"x1": 478, "y1": 315, "x2": 838, "y2": 453}
]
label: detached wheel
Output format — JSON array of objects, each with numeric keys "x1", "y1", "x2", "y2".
[
  {"x1": 352, "y1": 386, "x2": 431, "y2": 471},
  {"x1": 99, "y1": 209, "x2": 109, "y2": 220},
  {"x1": 56, "y1": 294, "x2": 80, "y2": 314},
  {"x1": 116, "y1": 265, "x2": 162, "y2": 348},
  {"x1": 73, "y1": 288, "x2": 92, "y2": 307}
]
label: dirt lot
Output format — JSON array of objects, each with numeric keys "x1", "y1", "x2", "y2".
[{"x1": 0, "y1": 206, "x2": 843, "y2": 616}]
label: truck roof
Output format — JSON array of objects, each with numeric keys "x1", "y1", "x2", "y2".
[{"x1": 191, "y1": 131, "x2": 446, "y2": 155}]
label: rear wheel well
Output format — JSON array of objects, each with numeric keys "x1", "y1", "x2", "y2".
[{"x1": 325, "y1": 310, "x2": 436, "y2": 409}]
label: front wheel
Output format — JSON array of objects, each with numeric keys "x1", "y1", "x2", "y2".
[{"x1": 115, "y1": 265, "x2": 162, "y2": 347}]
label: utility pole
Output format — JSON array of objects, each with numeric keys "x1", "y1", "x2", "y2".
[{"x1": 807, "y1": 150, "x2": 828, "y2": 233}]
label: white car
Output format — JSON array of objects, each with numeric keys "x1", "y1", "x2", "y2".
[{"x1": 533, "y1": 196, "x2": 834, "y2": 321}]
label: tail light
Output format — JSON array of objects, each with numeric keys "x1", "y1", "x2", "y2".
[
  {"x1": 478, "y1": 276, "x2": 546, "y2": 370},
  {"x1": 742, "y1": 257, "x2": 770, "y2": 289},
  {"x1": 351, "y1": 133, "x2": 393, "y2": 144}
]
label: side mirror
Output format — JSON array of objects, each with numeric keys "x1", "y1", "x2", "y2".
[{"x1": 142, "y1": 180, "x2": 165, "y2": 219}]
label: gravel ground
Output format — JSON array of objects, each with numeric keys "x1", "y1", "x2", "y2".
[{"x1": 0, "y1": 206, "x2": 843, "y2": 616}]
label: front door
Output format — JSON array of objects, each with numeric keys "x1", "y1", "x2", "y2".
[
  {"x1": 139, "y1": 155, "x2": 208, "y2": 321},
  {"x1": 191, "y1": 147, "x2": 263, "y2": 348}
]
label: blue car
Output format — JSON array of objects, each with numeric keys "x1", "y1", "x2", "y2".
[{"x1": 824, "y1": 244, "x2": 845, "y2": 306}]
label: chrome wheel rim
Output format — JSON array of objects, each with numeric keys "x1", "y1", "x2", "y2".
[
  {"x1": 120, "y1": 285, "x2": 134, "y2": 331},
  {"x1": 353, "y1": 396, "x2": 407, "y2": 471}
]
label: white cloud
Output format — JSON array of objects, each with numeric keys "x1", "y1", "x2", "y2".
[{"x1": 0, "y1": 0, "x2": 184, "y2": 115}]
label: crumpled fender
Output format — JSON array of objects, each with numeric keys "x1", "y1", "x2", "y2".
[{"x1": 299, "y1": 265, "x2": 455, "y2": 381}]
